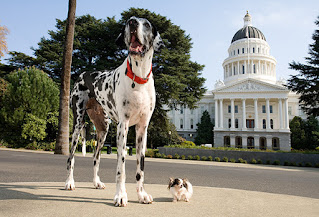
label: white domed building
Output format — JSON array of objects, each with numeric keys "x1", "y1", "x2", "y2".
[{"x1": 167, "y1": 12, "x2": 305, "y2": 151}]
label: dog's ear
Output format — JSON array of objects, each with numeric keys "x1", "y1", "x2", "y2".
[
  {"x1": 168, "y1": 177, "x2": 174, "y2": 189},
  {"x1": 116, "y1": 25, "x2": 125, "y2": 47},
  {"x1": 182, "y1": 178, "x2": 189, "y2": 190},
  {"x1": 153, "y1": 31, "x2": 164, "y2": 52}
]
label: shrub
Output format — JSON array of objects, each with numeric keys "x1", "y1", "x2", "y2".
[
  {"x1": 25, "y1": 141, "x2": 39, "y2": 150},
  {"x1": 315, "y1": 163, "x2": 319, "y2": 168},
  {"x1": 230, "y1": 158, "x2": 236, "y2": 163},
  {"x1": 166, "y1": 155, "x2": 173, "y2": 159},
  {"x1": 181, "y1": 155, "x2": 186, "y2": 160},
  {"x1": 195, "y1": 155, "x2": 200, "y2": 161},
  {"x1": 257, "y1": 159, "x2": 262, "y2": 164},
  {"x1": 180, "y1": 140, "x2": 196, "y2": 147},
  {"x1": 298, "y1": 162, "x2": 303, "y2": 167},
  {"x1": 305, "y1": 162, "x2": 312, "y2": 167},
  {"x1": 290, "y1": 162, "x2": 297, "y2": 167},
  {"x1": 161, "y1": 154, "x2": 166, "y2": 158},
  {"x1": 155, "y1": 153, "x2": 162, "y2": 158},
  {"x1": 284, "y1": 161, "x2": 290, "y2": 166},
  {"x1": 238, "y1": 158, "x2": 245, "y2": 163},
  {"x1": 208, "y1": 156, "x2": 213, "y2": 161},
  {"x1": 174, "y1": 153, "x2": 180, "y2": 159},
  {"x1": 187, "y1": 155, "x2": 193, "y2": 160},
  {"x1": 273, "y1": 160, "x2": 280, "y2": 165},
  {"x1": 243, "y1": 160, "x2": 248, "y2": 164},
  {"x1": 266, "y1": 160, "x2": 271, "y2": 165},
  {"x1": 201, "y1": 156, "x2": 207, "y2": 161},
  {"x1": 250, "y1": 158, "x2": 257, "y2": 164},
  {"x1": 222, "y1": 157, "x2": 228, "y2": 162},
  {"x1": 215, "y1": 157, "x2": 220, "y2": 162}
]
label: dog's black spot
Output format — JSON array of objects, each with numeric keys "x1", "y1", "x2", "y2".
[
  {"x1": 94, "y1": 160, "x2": 96, "y2": 166},
  {"x1": 107, "y1": 102, "x2": 113, "y2": 110},
  {"x1": 107, "y1": 92, "x2": 116, "y2": 107},
  {"x1": 137, "y1": 159, "x2": 139, "y2": 165},
  {"x1": 78, "y1": 100, "x2": 84, "y2": 109},
  {"x1": 101, "y1": 100, "x2": 105, "y2": 105},
  {"x1": 136, "y1": 61, "x2": 138, "y2": 66},
  {"x1": 136, "y1": 173, "x2": 141, "y2": 181},
  {"x1": 117, "y1": 171, "x2": 121, "y2": 175},
  {"x1": 119, "y1": 123, "x2": 122, "y2": 129},
  {"x1": 140, "y1": 155, "x2": 145, "y2": 171},
  {"x1": 138, "y1": 136, "x2": 143, "y2": 144},
  {"x1": 125, "y1": 113, "x2": 130, "y2": 119},
  {"x1": 122, "y1": 157, "x2": 125, "y2": 163},
  {"x1": 79, "y1": 84, "x2": 88, "y2": 91},
  {"x1": 105, "y1": 83, "x2": 108, "y2": 90}
]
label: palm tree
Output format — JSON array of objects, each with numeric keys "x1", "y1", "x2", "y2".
[{"x1": 55, "y1": 0, "x2": 76, "y2": 155}]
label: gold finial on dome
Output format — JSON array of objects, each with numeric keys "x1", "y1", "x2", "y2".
[{"x1": 244, "y1": 11, "x2": 252, "y2": 26}]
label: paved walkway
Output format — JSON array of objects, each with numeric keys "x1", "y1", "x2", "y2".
[
  {"x1": 1, "y1": 182, "x2": 318, "y2": 217},
  {"x1": 1, "y1": 148, "x2": 319, "y2": 216}
]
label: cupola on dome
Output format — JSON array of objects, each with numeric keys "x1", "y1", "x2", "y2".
[{"x1": 231, "y1": 11, "x2": 266, "y2": 43}]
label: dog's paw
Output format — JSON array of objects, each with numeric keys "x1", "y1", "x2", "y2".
[
  {"x1": 93, "y1": 177, "x2": 105, "y2": 189},
  {"x1": 114, "y1": 191, "x2": 128, "y2": 207},
  {"x1": 65, "y1": 179, "x2": 75, "y2": 190},
  {"x1": 138, "y1": 191, "x2": 153, "y2": 204}
]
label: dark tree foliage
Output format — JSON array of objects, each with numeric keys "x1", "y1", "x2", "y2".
[
  {"x1": 287, "y1": 16, "x2": 319, "y2": 117},
  {"x1": 195, "y1": 110, "x2": 214, "y2": 145}
]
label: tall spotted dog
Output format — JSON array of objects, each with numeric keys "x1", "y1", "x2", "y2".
[{"x1": 65, "y1": 17, "x2": 163, "y2": 207}]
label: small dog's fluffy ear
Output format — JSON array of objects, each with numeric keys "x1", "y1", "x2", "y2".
[
  {"x1": 182, "y1": 178, "x2": 189, "y2": 190},
  {"x1": 168, "y1": 177, "x2": 174, "y2": 189}
]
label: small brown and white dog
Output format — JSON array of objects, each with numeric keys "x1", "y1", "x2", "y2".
[{"x1": 168, "y1": 178, "x2": 193, "y2": 202}]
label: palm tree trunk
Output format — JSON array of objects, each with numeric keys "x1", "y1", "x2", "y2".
[{"x1": 55, "y1": 0, "x2": 76, "y2": 155}]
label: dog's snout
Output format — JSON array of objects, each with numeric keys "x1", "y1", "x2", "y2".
[{"x1": 129, "y1": 19, "x2": 138, "y2": 31}]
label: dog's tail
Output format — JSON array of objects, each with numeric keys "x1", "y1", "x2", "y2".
[{"x1": 81, "y1": 127, "x2": 86, "y2": 157}]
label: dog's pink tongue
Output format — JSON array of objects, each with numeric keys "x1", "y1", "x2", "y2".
[{"x1": 131, "y1": 34, "x2": 139, "y2": 48}]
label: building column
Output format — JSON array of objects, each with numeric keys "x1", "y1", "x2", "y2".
[
  {"x1": 251, "y1": 60, "x2": 253, "y2": 74},
  {"x1": 258, "y1": 60, "x2": 261, "y2": 74},
  {"x1": 255, "y1": 135, "x2": 260, "y2": 150},
  {"x1": 244, "y1": 61, "x2": 247, "y2": 74},
  {"x1": 254, "y1": 98, "x2": 259, "y2": 130},
  {"x1": 215, "y1": 100, "x2": 219, "y2": 129},
  {"x1": 242, "y1": 135, "x2": 247, "y2": 149},
  {"x1": 242, "y1": 99, "x2": 247, "y2": 130},
  {"x1": 266, "y1": 98, "x2": 271, "y2": 130},
  {"x1": 231, "y1": 99, "x2": 235, "y2": 129},
  {"x1": 278, "y1": 98, "x2": 283, "y2": 129},
  {"x1": 231, "y1": 62, "x2": 234, "y2": 76},
  {"x1": 219, "y1": 99, "x2": 223, "y2": 129},
  {"x1": 237, "y1": 61, "x2": 240, "y2": 75},
  {"x1": 284, "y1": 98, "x2": 289, "y2": 129}
]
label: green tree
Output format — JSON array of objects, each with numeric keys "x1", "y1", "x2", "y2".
[
  {"x1": 290, "y1": 116, "x2": 306, "y2": 150},
  {"x1": 195, "y1": 110, "x2": 214, "y2": 145},
  {"x1": 0, "y1": 67, "x2": 59, "y2": 145},
  {"x1": 287, "y1": 16, "x2": 319, "y2": 117},
  {"x1": 304, "y1": 116, "x2": 319, "y2": 149}
]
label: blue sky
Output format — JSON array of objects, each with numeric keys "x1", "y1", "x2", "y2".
[{"x1": 1, "y1": 0, "x2": 319, "y2": 89}]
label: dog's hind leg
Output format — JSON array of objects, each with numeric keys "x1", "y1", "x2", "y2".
[
  {"x1": 65, "y1": 93, "x2": 87, "y2": 190},
  {"x1": 85, "y1": 98, "x2": 110, "y2": 189},
  {"x1": 135, "y1": 123, "x2": 153, "y2": 204}
]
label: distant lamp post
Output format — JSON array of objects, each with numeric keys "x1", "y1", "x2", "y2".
[
  {"x1": 189, "y1": 134, "x2": 193, "y2": 141},
  {"x1": 168, "y1": 131, "x2": 172, "y2": 145}
]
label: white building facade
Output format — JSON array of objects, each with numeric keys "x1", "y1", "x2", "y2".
[{"x1": 167, "y1": 12, "x2": 306, "y2": 151}]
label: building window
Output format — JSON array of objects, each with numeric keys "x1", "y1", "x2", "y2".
[
  {"x1": 242, "y1": 65, "x2": 245, "y2": 74},
  {"x1": 272, "y1": 137, "x2": 280, "y2": 150},
  {"x1": 190, "y1": 119, "x2": 194, "y2": 129},
  {"x1": 235, "y1": 105, "x2": 238, "y2": 113},
  {"x1": 262, "y1": 105, "x2": 266, "y2": 113},
  {"x1": 224, "y1": 136, "x2": 230, "y2": 147},
  {"x1": 270, "y1": 119, "x2": 273, "y2": 129},
  {"x1": 234, "y1": 67, "x2": 236, "y2": 75},
  {"x1": 263, "y1": 119, "x2": 266, "y2": 129},
  {"x1": 242, "y1": 48, "x2": 245, "y2": 54},
  {"x1": 190, "y1": 109, "x2": 193, "y2": 115},
  {"x1": 235, "y1": 119, "x2": 239, "y2": 128},
  {"x1": 180, "y1": 119, "x2": 183, "y2": 129},
  {"x1": 234, "y1": 50, "x2": 235, "y2": 55},
  {"x1": 180, "y1": 106, "x2": 184, "y2": 114},
  {"x1": 253, "y1": 64, "x2": 256, "y2": 73},
  {"x1": 258, "y1": 47, "x2": 260, "y2": 53},
  {"x1": 247, "y1": 137, "x2": 255, "y2": 149},
  {"x1": 228, "y1": 105, "x2": 231, "y2": 113},
  {"x1": 270, "y1": 105, "x2": 273, "y2": 113},
  {"x1": 260, "y1": 137, "x2": 267, "y2": 150},
  {"x1": 235, "y1": 136, "x2": 242, "y2": 148},
  {"x1": 288, "y1": 106, "x2": 292, "y2": 115},
  {"x1": 228, "y1": 119, "x2": 231, "y2": 128},
  {"x1": 238, "y1": 49, "x2": 239, "y2": 54}
]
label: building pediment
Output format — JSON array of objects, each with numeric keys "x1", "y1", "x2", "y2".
[{"x1": 213, "y1": 78, "x2": 288, "y2": 93}]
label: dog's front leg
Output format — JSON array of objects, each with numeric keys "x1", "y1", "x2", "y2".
[
  {"x1": 114, "y1": 121, "x2": 129, "y2": 207},
  {"x1": 135, "y1": 124, "x2": 153, "y2": 204}
]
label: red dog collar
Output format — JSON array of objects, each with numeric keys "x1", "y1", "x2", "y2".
[{"x1": 126, "y1": 59, "x2": 152, "y2": 87}]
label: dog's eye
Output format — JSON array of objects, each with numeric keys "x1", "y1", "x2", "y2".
[{"x1": 144, "y1": 23, "x2": 150, "y2": 29}]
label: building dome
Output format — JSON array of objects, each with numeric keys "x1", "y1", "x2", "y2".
[{"x1": 231, "y1": 26, "x2": 266, "y2": 43}]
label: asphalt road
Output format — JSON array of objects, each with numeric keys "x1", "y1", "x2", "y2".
[{"x1": 1, "y1": 149, "x2": 319, "y2": 199}]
